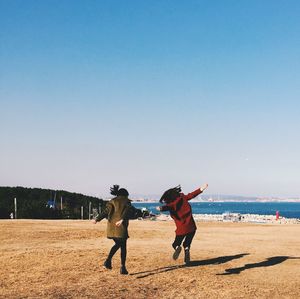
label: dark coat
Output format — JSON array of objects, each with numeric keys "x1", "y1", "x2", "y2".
[
  {"x1": 161, "y1": 188, "x2": 202, "y2": 235},
  {"x1": 96, "y1": 196, "x2": 142, "y2": 239}
]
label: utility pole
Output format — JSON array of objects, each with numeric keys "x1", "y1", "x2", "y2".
[
  {"x1": 14, "y1": 198, "x2": 17, "y2": 219},
  {"x1": 81, "y1": 206, "x2": 83, "y2": 220},
  {"x1": 88, "y1": 202, "x2": 91, "y2": 220},
  {"x1": 60, "y1": 196, "x2": 63, "y2": 210},
  {"x1": 53, "y1": 191, "x2": 57, "y2": 208}
]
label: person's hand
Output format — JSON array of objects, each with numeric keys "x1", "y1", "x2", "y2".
[
  {"x1": 115, "y1": 219, "x2": 123, "y2": 227},
  {"x1": 91, "y1": 219, "x2": 97, "y2": 224},
  {"x1": 156, "y1": 206, "x2": 161, "y2": 211},
  {"x1": 200, "y1": 183, "x2": 208, "y2": 192}
]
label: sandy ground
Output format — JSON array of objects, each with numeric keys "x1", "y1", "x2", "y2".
[{"x1": 0, "y1": 220, "x2": 299, "y2": 299}]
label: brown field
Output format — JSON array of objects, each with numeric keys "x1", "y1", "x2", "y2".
[{"x1": 0, "y1": 220, "x2": 299, "y2": 299}]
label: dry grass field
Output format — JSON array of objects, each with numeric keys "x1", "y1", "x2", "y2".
[{"x1": 0, "y1": 219, "x2": 299, "y2": 299}]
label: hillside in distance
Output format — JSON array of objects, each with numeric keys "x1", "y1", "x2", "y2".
[{"x1": 0, "y1": 186, "x2": 103, "y2": 219}]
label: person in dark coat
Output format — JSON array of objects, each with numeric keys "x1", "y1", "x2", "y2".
[
  {"x1": 156, "y1": 183, "x2": 208, "y2": 264},
  {"x1": 93, "y1": 185, "x2": 142, "y2": 275}
]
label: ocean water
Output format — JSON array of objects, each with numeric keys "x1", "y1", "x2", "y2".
[{"x1": 132, "y1": 202, "x2": 300, "y2": 219}]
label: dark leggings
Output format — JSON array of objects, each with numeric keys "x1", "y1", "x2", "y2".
[
  {"x1": 107, "y1": 238, "x2": 127, "y2": 266},
  {"x1": 172, "y1": 231, "x2": 196, "y2": 250}
]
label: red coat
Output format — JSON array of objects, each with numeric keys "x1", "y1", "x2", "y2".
[{"x1": 161, "y1": 188, "x2": 202, "y2": 235}]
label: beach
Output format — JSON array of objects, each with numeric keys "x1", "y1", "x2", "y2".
[
  {"x1": 155, "y1": 213, "x2": 300, "y2": 224},
  {"x1": 1, "y1": 219, "x2": 299, "y2": 299}
]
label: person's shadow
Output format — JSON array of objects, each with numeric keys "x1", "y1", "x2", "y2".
[
  {"x1": 130, "y1": 253, "x2": 249, "y2": 279},
  {"x1": 217, "y1": 256, "x2": 300, "y2": 275}
]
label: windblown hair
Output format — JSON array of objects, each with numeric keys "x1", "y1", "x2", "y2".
[
  {"x1": 159, "y1": 185, "x2": 181, "y2": 203},
  {"x1": 110, "y1": 184, "x2": 129, "y2": 197}
]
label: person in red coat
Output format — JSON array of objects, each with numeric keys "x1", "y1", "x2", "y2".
[{"x1": 156, "y1": 183, "x2": 208, "y2": 264}]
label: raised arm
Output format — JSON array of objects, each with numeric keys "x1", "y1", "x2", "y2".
[{"x1": 184, "y1": 183, "x2": 208, "y2": 201}]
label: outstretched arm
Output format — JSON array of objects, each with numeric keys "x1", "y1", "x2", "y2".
[
  {"x1": 156, "y1": 205, "x2": 170, "y2": 212},
  {"x1": 184, "y1": 183, "x2": 208, "y2": 201},
  {"x1": 200, "y1": 183, "x2": 208, "y2": 192}
]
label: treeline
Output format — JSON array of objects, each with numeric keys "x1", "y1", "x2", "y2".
[{"x1": 0, "y1": 186, "x2": 104, "y2": 219}]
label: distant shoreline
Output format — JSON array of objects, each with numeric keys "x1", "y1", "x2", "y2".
[
  {"x1": 155, "y1": 213, "x2": 300, "y2": 224},
  {"x1": 133, "y1": 201, "x2": 300, "y2": 220}
]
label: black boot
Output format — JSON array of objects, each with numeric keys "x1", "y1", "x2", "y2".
[
  {"x1": 172, "y1": 246, "x2": 182, "y2": 260},
  {"x1": 103, "y1": 259, "x2": 112, "y2": 269},
  {"x1": 120, "y1": 265, "x2": 128, "y2": 275},
  {"x1": 184, "y1": 248, "x2": 190, "y2": 265}
]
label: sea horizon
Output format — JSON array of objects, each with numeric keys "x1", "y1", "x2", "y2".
[{"x1": 133, "y1": 201, "x2": 300, "y2": 219}]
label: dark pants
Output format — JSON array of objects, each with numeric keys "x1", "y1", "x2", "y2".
[
  {"x1": 172, "y1": 231, "x2": 196, "y2": 250},
  {"x1": 107, "y1": 238, "x2": 127, "y2": 266}
]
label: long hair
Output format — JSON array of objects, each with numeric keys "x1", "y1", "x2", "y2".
[
  {"x1": 159, "y1": 185, "x2": 181, "y2": 203},
  {"x1": 110, "y1": 184, "x2": 129, "y2": 197}
]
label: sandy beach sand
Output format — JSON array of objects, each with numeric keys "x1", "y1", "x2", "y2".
[{"x1": 1, "y1": 219, "x2": 299, "y2": 299}]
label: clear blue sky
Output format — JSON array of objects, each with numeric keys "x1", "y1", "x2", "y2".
[{"x1": 1, "y1": 0, "x2": 300, "y2": 198}]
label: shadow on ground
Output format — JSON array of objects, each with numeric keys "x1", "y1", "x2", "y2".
[
  {"x1": 130, "y1": 253, "x2": 249, "y2": 279},
  {"x1": 217, "y1": 256, "x2": 300, "y2": 275}
]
